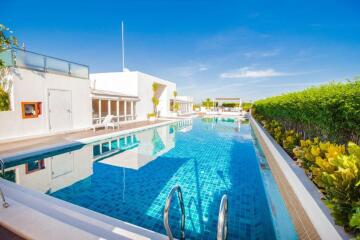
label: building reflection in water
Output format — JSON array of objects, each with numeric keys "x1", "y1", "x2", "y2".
[{"x1": 3, "y1": 119, "x2": 193, "y2": 194}]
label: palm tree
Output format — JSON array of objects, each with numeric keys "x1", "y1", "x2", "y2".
[{"x1": 204, "y1": 98, "x2": 212, "y2": 109}]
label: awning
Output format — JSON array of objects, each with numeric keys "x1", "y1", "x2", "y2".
[{"x1": 91, "y1": 89, "x2": 140, "y2": 101}]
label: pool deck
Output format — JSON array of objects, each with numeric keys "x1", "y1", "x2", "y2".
[{"x1": 0, "y1": 119, "x2": 170, "y2": 159}]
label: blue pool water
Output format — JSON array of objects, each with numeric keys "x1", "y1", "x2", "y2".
[{"x1": 5, "y1": 118, "x2": 297, "y2": 239}]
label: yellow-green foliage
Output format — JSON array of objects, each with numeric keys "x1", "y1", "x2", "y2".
[
  {"x1": 259, "y1": 117, "x2": 360, "y2": 235},
  {"x1": 0, "y1": 86, "x2": 10, "y2": 111},
  {"x1": 283, "y1": 130, "x2": 301, "y2": 154},
  {"x1": 293, "y1": 138, "x2": 360, "y2": 234}
]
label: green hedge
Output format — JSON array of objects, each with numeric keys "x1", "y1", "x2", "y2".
[
  {"x1": 222, "y1": 102, "x2": 239, "y2": 108},
  {"x1": 253, "y1": 79, "x2": 360, "y2": 144}
]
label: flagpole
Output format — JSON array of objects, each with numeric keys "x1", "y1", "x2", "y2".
[{"x1": 121, "y1": 21, "x2": 125, "y2": 72}]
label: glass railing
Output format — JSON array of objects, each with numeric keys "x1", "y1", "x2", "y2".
[{"x1": 0, "y1": 48, "x2": 89, "y2": 79}]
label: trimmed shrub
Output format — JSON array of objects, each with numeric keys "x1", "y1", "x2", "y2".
[{"x1": 253, "y1": 79, "x2": 360, "y2": 144}]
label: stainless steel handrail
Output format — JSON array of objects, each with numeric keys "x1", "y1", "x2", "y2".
[
  {"x1": 0, "y1": 188, "x2": 9, "y2": 208},
  {"x1": 0, "y1": 158, "x2": 4, "y2": 176},
  {"x1": 217, "y1": 195, "x2": 228, "y2": 240},
  {"x1": 0, "y1": 159, "x2": 9, "y2": 208},
  {"x1": 163, "y1": 185, "x2": 185, "y2": 240}
]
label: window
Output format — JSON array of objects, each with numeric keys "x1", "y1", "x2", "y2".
[{"x1": 26, "y1": 160, "x2": 45, "y2": 174}]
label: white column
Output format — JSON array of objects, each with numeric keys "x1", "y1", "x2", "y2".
[
  {"x1": 116, "y1": 100, "x2": 119, "y2": 123},
  {"x1": 124, "y1": 100, "x2": 127, "y2": 121},
  {"x1": 98, "y1": 99, "x2": 102, "y2": 122},
  {"x1": 130, "y1": 101, "x2": 134, "y2": 120},
  {"x1": 107, "y1": 100, "x2": 111, "y2": 117}
]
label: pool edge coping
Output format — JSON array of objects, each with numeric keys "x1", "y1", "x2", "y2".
[{"x1": 0, "y1": 119, "x2": 181, "y2": 164}]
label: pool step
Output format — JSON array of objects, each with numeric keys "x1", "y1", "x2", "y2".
[{"x1": 163, "y1": 185, "x2": 228, "y2": 240}]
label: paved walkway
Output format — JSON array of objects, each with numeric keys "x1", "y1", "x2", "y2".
[{"x1": 0, "y1": 120, "x2": 168, "y2": 158}]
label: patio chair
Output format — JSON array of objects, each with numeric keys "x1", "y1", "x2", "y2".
[{"x1": 92, "y1": 115, "x2": 119, "y2": 131}]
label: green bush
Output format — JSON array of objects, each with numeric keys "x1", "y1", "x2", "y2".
[
  {"x1": 0, "y1": 86, "x2": 10, "y2": 111},
  {"x1": 253, "y1": 79, "x2": 360, "y2": 144},
  {"x1": 222, "y1": 102, "x2": 239, "y2": 108},
  {"x1": 241, "y1": 102, "x2": 252, "y2": 112}
]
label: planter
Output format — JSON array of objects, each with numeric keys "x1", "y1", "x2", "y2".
[
  {"x1": 148, "y1": 116, "x2": 156, "y2": 122},
  {"x1": 250, "y1": 117, "x2": 349, "y2": 240}
]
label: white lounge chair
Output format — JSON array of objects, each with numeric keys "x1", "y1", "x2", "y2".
[{"x1": 92, "y1": 115, "x2": 119, "y2": 131}]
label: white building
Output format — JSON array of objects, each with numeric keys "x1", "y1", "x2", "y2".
[
  {"x1": 171, "y1": 95, "x2": 194, "y2": 115},
  {"x1": 0, "y1": 48, "x2": 92, "y2": 141},
  {"x1": 90, "y1": 71, "x2": 190, "y2": 123}
]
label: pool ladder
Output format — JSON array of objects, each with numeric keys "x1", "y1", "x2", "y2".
[
  {"x1": 163, "y1": 185, "x2": 228, "y2": 240},
  {"x1": 0, "y1": 159, "x2": 9, "y2": 208}
]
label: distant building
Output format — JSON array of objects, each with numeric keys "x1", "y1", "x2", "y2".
[{"x1": 90, "y1": 71, "x2": 193, "y2": 123}]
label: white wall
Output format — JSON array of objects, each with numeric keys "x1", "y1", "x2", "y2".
[
  {"x1": 90, "y1": 72, "x2": 138, "y2": 96},
  {"x1": 90, "y1": 71, "x2": 177, "y2": 120},
  {"x1": 0, "y1": 68, "x2": 92, "y2": 141},
  {"x1": 136, "y1": 72, "x2": 176, "y2": 119}
]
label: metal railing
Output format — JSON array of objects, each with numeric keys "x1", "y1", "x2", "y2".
[
  {"x1": 0, "y1": 159, "x2": 9, "y2": 208},
  {"x1": 0, "y1": 159, "x2": 4, "y2": 176},
  {"x1": 217, "y1": 195, "x2": 228, "y2": 240},
  {"x1": 0, "y1": 47, "x2": 89, "y2": 79},
  {"x1": 163, "y1": 185, "x2": 185, "y2": 240}
]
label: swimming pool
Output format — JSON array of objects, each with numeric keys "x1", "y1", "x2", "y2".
[{"x1": 2, "y1": 118, "x2": 297, "y2": 239}]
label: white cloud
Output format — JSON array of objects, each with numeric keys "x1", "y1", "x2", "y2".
[
  {"x1": 244, "y1": 49, "x2": 280, "y2": 58},
  {"x1": 220, "y1": 67, "x2": 289, "y2": 78},
  {"x1": 167, "y1": 63, "x2": 208, "y2": 78}
]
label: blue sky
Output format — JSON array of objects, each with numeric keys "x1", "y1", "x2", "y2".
[{"x1": 2, "y1": 0, "x2": 360, "y2": 102}]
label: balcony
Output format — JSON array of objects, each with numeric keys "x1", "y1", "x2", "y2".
[{"x1": 0, "y1": 48, "x2": 89, "y2": 79}]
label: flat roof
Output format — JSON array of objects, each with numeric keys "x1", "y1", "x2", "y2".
[
  {"x1": 215, "y1": 97, "x2": 241, "y2": 101},
  {"x1": 91, "y1": 89, "x2": 140, "y2": 101}
]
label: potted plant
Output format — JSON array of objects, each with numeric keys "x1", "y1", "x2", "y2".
[{"x1": 147, "y1": 113, "x2": 156, "y2": 122}]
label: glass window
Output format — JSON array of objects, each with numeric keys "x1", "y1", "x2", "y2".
[
  {"x1": 92, "y1": 99, "x2": 99, "y2": 118},
  {"x1": 111, "y1": 101, "x2": 117, "y2": 116},
  {"x1": 101, "y1": 100, "x2": 108, "y2": 118},
  {"x1": 126, "y1": 102, "x2": 131, "y2": 115},
  {"x1": 119, "y1": 101, "x2": 125, "y2": 115},
  {"x1": 133, "y1": 102, "x2": 136, "y2": 116}
]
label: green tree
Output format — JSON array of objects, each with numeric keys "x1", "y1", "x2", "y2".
[
  {"x1": 0, "y1": 24, "x2": 18, "y2": 111},
  {"x1": 202, "y1": 98, "x2": 213, "y2": 109},
  {"x1": 0, "y1": 24, "x2": 18, "y2": 67},
  {"x1": 241, "y1": 102, "x2": 253, "y2": 112}
]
